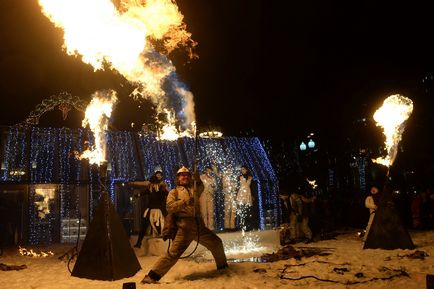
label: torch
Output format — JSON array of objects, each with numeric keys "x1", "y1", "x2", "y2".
[
  {"x1": 72, "y1": 90, "x2": 141, "y2": 280},
  {"x1": 363, "y1": 94, "x2": 414, "y2": 250}
]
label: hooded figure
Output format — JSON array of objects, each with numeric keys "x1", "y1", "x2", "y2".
[{"x1": 363, "y1": 186, "x2": 381, "y2": 241}]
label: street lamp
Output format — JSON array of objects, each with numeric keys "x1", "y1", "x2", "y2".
[
  {"x1": 299, "y1": 142, "x2": 307, "y2": 151},
  {"x1": 308, "y1": 139, "x2": 315, "y2": 149}
]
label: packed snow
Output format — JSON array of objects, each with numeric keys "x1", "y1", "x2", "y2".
[{"x1": 1, "y1": 229, "x2": 434, "y2": 289}]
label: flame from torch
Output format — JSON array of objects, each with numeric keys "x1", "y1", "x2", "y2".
[
  {"x1": 38, "y1": 0, "x2": 197, "y2": 140},
  {"x1": 80, "y1": 90, "x2": 117, "y2": 166},
  {"x1": 372, "y1": 94, "x2": 413, "y2": 167}
]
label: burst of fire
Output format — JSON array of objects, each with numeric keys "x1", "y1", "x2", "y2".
[
  {"x1": 38, "y1": 0, "x2": 197, "y2": 138},
  {"x1": 306, "y1": 178, "x2": 318, "y2": 189},
  {"x1": 156, "y1": 109, "x2": 194, "y2": 141},
  {"x1": 19, "y1": 246, "x2": 54, "y2": 258},
  {"x1": 372, "y1": 94, "x2": 413, "y2": 167},
  {"x1": 80, "y1": 90, "x2": 117, "y2": 165}
]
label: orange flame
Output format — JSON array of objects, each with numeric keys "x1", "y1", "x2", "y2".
[
  {"x1": 156, "y1": 109, "x2": 194, "y2": 141},
  {"x1": 38, "y1": 0, "x2": 197, "y2": 137},
  {"x1": 80, "y1": 90, "x2": 117, "y2": 165},
  {"x1": 19, "y1": 246, "x2": 54, "y2": 258},
  {"x1": 372, "y1": 94, "x2": 413, "y2": 167}
]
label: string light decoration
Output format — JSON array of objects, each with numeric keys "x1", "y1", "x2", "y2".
[
  {"x1": 0, "y1": 127, "x2": 279, "y2": 245},
  {"x1": 28, "y1": 128, "x2": 58, "y2": 244},
  {"x1": 357, "y1": 156, "x2": 367, "y2": 194},
  {"x1": 16, "y1": 92, "x2": 87, "y2": 127},
  {"x1": 107, "y1": 131, "x2": 141, "y2": 183},
  {"x1": 58, "y1": 127, "x2": 83, "y2": 243},
  {"x1": 1, "y1": 127, "x2": 28, "y2": 182}
]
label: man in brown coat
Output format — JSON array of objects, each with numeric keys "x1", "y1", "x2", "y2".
[{"x1": 141, "y1": 166, "x2": 228, "y2": 284}]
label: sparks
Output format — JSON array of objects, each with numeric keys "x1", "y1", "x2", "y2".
[{"x1": 223, "y1": 232, "x2": 266, "y2": 256}]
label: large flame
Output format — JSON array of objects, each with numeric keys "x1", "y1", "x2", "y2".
[
  {"x1": 80, "y1": 90, "x2": 117, "y2": 165},
  {"x1": 372, "y1": 94, "x2": 413, "y2": 167},
  {"x1": 156, "y1": 109, "x2": 194, "y2": 141},
  {"x1": 38, "y1": 0, "x2": 197, "y2": 139}
]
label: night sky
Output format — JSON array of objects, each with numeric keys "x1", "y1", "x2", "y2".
[{"x1": 0, "y1": 1, "x2": 433, "y2": 145}]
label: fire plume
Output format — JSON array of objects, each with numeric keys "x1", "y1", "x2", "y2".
[
  {"x1": 80, "y1": 90, "x2": 117, "y2": 165},
  {"x1": 38, "y1": 0, "x2": 197, "y2": 139},
  {"x1": 372, "y1": 94, "x2": 413, "y2": 167},
  {"x1": 156, "y1": 109, "x2": 194, "y2": 141}
]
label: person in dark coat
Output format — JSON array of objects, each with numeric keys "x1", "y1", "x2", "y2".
[{"x1": 129, "y1": 170, "x2": 169, "y2": 248}]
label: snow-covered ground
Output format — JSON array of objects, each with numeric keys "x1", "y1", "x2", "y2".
[{"x1": 1, "y1": 229, "x2": 434, "y2": 289}]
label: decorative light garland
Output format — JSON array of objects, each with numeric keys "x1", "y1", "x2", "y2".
[
  {"x1": 357, "y1": 156, "x2": 367, "y2": 194},
  {"x1": 1, "y1": 127, "x2": 278, "y2": 244}
]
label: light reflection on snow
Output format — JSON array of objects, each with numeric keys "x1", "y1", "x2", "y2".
[{"x1": 223, "y1": 230, "x2": 267, "y2": 256}]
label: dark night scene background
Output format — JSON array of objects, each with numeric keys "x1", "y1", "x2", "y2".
[{"x1": 0, "y1": 1, "x2": 434, "y2": 288}]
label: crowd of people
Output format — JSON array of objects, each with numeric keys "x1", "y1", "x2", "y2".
[
  {"x1": 128, "y1": 164, "x2": 259, "y2": 245},
  {"x1": 127, "y1": 164, "x2": 264, "y2": 283},
  {"x1": 125, "y1": 163, "x2": 433, "y2": 284}
]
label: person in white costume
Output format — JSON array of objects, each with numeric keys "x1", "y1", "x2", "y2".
[
  {"x1": 236, "y1": 165, "x2": 254, "y2": 231},
  {"x1": 199, "y1": 166, "x2": 218, "y2": 230},
  {"x1": 363, "y1": 185, "x2": 381, "y2": 241},
  {"x1": 222, "y1": 168, "x2": 237, "y2": 230}
]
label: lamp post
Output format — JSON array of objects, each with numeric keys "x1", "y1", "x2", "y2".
[
  {"x1": 299, "y1": 134, "x2": 317, "y2": 177},
  {"x1": 308, "y1": 139, "x2": 315, "y2": 149}
]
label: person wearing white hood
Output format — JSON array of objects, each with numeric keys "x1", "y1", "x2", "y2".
[{"x1": 363, "y1": 185, "x2": 381, "y2": 241}]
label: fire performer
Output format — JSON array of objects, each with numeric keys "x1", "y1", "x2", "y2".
[
  {"x1": 141, "y1": 166, "x2": 228, "y2": 284},
  {"x1": 363, "y1": 94, "x2": 415, "y2": 250}
]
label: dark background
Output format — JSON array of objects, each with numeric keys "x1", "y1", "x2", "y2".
[{"x1": 0, "y1": 0, "x2": 433, "y2": 145}]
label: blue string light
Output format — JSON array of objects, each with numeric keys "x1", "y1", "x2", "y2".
[
  {"x1": 1, "y1": 128, "x2": 278, "y2": 244},
  {"x1": 358, "y1": 156, "x2": 367, "y2": 194}
]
